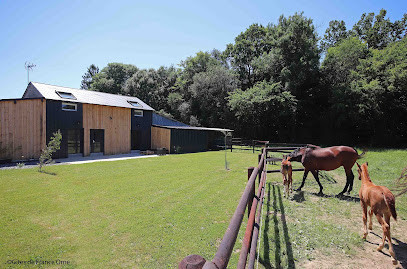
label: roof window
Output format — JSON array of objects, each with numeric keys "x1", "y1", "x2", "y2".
[
  {"x1": 56, "y1": 91, "x2": 76, "y2": 100},
  {"x1": 128, "y1": 100, "x2": 142, "y2": 107}
]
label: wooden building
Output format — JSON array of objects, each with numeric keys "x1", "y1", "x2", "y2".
[{"x1": 0, "y1": 82, "x2": 231, "y2": 162}]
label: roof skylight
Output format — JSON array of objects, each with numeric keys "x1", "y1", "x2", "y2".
[
  {"x1": 56, "y1": 91, "x2": 76, "y2": 100},
  {"x1": 127, "y1": 100, "x2": 142, "y2": 107}
]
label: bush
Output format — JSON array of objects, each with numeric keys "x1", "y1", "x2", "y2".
[{"x1": 38, "y1": 130, "x2": 62, "y2": 172}]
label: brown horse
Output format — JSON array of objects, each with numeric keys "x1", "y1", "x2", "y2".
[
  {"x1": 357, "y1": 162, "x2": 398, "y2": 265},
  {"x1": 281, "y1": 155, "x2": 293, "y2": 198},
  {"x1": 289, "y1": 146, "x2": 365, "y2": 195}
]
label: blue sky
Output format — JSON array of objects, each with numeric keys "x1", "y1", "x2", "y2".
[{"x1": 0, "y1": 0, "x2": 405, "y2": 99}]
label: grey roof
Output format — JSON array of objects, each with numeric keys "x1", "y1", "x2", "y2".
[
  {"x1": 22, "y1": 82, "x2": 154, "y2": 111},
  {"x1": 152, "y1": 112, "x2": 190, "y2": 127},
  {"x1": 152, "y1": 124, "x2": 233, "y2": 133}
]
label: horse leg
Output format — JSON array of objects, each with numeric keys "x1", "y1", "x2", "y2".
[
  {"x1": 384, "y1": 214, "x2": 397, "y2": 265},
  {"x1": 296, "y1": 170, "x2": 309, "y2": 191},
  {"x1": 311, "y1": 170, "x2": 324, "y2": 195},
  {"x1": 368, "y1": 209, "x2": 373, "y2": 230},
  {"x1": 345, "y1": 168, "x2": 355, "y2": 194},
  {"x1": 339, "y1": 167, "x2": 353, "y2": 195},
  {"x1": 375, "y1": 213, "x2": 387, "y2": 252},
  {"x1": 361, "y1": 202, "x2": 368, "y2": 239}
]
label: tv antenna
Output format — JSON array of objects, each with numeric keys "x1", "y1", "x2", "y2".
[{"x1": 25, "y1": 62, "x2": 36, "y2": 84}]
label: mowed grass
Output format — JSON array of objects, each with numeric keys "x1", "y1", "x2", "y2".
[
  {"x1": 1, "y1": 149, "x2": 406, "y2": 268},
  {"x1": 0, "y1": 151, "x2": 257, "y2": 268},
  {"x1": 258, "y1": 148, "x2": 407, "y2": 268}
]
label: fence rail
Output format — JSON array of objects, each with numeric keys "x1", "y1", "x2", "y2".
[{"x1": 179, "y1": 144, "x2": 314, "y2": 269}]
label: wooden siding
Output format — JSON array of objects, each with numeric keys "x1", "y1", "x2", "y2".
[
  {"x1": 82, "y1": 104, "x2": 131, "y2": 156},
  {"x1": 151, "y1": 126, "x2": 171, "y2": 153},
  {"x1": 0, "y1": 99, "x2": 46, "y2": 160}
]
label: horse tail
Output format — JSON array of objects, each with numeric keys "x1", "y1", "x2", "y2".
[
  {"x1": 355, "y1": 148, "x2": 367, "y2": 159},
  {"x1": 384, "y1": 191, "x2": 397, "y2": 221}
]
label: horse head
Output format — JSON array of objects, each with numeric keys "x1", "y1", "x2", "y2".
[{"x1": 289, "y1": 147, "x2": 307, "y2": 162}]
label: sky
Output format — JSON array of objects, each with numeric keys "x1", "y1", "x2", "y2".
[{"x1": 0, "y1": 0, "x2": 406, "y2": 99}]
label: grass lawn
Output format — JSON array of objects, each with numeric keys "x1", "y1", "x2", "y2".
[
  {"x1": 0, "y1": 151, "x2": 258, "y2": 268},
  {"x1": 0, "y1": 149, "x2": 406, "y2": 268},
  {"x1": 258, "y1": 148, "x2": 407, "y2": 268}
]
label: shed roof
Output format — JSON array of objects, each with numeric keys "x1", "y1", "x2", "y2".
[
  {"x1": 152, "y1": 124, "x2": 233, "y2": 134},
  {"x1": 22, "y1": 82, "x2": 154, "y2": 111}
]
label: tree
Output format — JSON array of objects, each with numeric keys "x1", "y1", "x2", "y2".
[
  {"x1": 320, "y1": 20, "x2": 349, "y2": 51},
  {"x1": 224, "y1": 24, "x2": 272, "y2": 89},
  {"x1": 228, "y1": 81, "x2": 297, "y2": 139},
  {"x1": 352, "y1": 9, "x2": 407, "y2": 49},
  {"x1": 350, "y1": 38, "x2": 407, "y2": 145},
  {"x1": 90, "y1": 63, "x2": 138, "y2": 94},
  {"x1": 80, "y1": 64, "x2": 99, "y2": 90},
  {"x1": 189, "y1": 65, "x2": 238, "y2": 127},
  {"x1": 38, "y1": 130, "x2": 62, "y2": 172}
]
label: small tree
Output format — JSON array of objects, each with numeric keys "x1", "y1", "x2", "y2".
[{"x1": 38, "y1": 130, "x2": 62, "y2": 172}]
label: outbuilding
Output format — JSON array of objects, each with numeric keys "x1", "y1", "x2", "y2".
[{"x1": 0, "y1": 82, "x2": 232, "y2": 162}]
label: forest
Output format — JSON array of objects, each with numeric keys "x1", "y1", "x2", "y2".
[{"x1": 81, "y1": 9, "x2": 407, "y2": 146}]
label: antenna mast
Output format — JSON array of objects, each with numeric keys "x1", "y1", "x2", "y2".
[{"x1": 25, "y1": 62, "x2": 36, "y2": 84}]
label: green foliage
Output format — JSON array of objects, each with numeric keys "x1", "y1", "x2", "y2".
[
  {"x1": 352, "y1": 9, "x2": 406, "y2": 49},
  {"x1": 80, "y1": 64, "x2": 99, "y2": 90},
  {"x1": 38, "y1": 130, "x2": 62, "y2": 172},
  {"x1": 90, "y1": 63, "x2": 138, "y2": 94},
  {"x1": 228, "y1": 81, "x2": 297, "y2": 139},
  {"x1": 320, "y1": 20, "x2": 349, "y2": 51}
]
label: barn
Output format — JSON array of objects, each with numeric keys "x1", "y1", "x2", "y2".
[{"x1": 0, "y1": 82, "x2": 231, "y2": 162}]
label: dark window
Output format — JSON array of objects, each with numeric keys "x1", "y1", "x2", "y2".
[
  {"x1": 128, "y1": 100, "x2": 142, "y2": 107},
  {"x1": 56, "y1": 91, "x2": 76, "y2": 99},
  {"x1": 62, "y1": 102, "x2": 77, "y2": 111}
]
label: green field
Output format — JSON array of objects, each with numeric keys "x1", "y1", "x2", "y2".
[{"x1": 0, "y1": 149, "x2": 406, "y2": 268}]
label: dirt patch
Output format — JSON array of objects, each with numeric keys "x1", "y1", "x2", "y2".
[{"x1": 300, "y1": 218, "x2": 407, "y2": 269}]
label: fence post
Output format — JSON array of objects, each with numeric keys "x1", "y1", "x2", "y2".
[
  {"x1": 258, "y1": 153, "x2": 263, "y2": 184},
  {"x1": 247, "y1": 167, "x2": 255, "y2": 218},
  {"x1": 179, "y1": 255, "x2": 206, "y2": 269}
]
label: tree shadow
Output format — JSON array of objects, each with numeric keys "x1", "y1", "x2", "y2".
[
  {"x1": 258, "y1": 183, "x2": 295, "y2": 269},
  {"x1": 39, "y1": 170, "x2": 57, "y2": 176}
]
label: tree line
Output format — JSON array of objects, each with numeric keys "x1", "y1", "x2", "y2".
[{"x1": 81, "y1": 9, "x2": 407, "y2": 146}]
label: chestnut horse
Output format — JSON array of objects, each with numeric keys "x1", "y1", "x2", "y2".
[
  {"x1": 281, "y1": 156, "x2": 293, "y2": 198},
  {"x1": 289, "y1": 146, "x2": 365, "y2": 195},
  {"x1": 357, "y1": 162, "x2": 398, "y2": 265}
]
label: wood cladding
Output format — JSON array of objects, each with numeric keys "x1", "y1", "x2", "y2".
[
  {"x1": 151, "y1": 126, "x2": 171, "y2": 153},
  {"x1": 0, "y1": 99, "x2": 46, "y2": 160},
  {"x1": 82, "y1": 104, "x2": 131, "y2": 156}
]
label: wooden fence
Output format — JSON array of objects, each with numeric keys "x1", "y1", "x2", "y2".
[{"x1": 179, "y1": 145, "x2": 311, "y2": 269}]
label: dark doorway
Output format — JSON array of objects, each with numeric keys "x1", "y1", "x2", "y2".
[
  {"x1": 90, "y1": 129, "x2": 104, "y2": 153},
  {"x1": 67, "y1": 129, "x2": 83, "y2": 154},
  {"x1": 131, "y1": 130, "x2": 140, "y2": 150}
]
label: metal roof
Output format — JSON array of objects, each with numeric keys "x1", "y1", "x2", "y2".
[
  {"x1": 152, "y1": 112, "x2": 190, "y2": 127},
  {"x1": 23, "y1": 82, "x2": 154, "y2": 111},
  {"x1": 152, "y1": 124, "x2": 233, "y2": 133}
]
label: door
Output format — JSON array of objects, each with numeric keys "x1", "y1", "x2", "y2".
[
  {"x1": 90, "y1": 129, "x2": 104, "y2": 153},
  {"x1": 67, "y1": 129, "x2": 83, "y2": 154},
  {"x1": 131, "y1": 130, "x2": 140, "y2": 150}
]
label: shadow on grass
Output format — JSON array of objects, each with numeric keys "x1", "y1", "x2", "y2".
[
  {"x1": 39, "y1": 170, "x2": 57, "y2": 176},
  {"x1": 368, "y1": 232, "x2": 407, "y2": 268},
  {"x1": 259, "y1": 183, "x2": 295, "y2": 269}
]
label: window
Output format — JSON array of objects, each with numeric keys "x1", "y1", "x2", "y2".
[
  {"x1": 134, "y1": 110, "x2": 143, "y2": 117},
  {"x1": 128, "y1": 100, "x2": 142, "y2": 107},
  {"x1": 62, "y1": 102, "x2": 77, "y2": 111},
  {"x1": 56, "y1": 91, "x2": 76, "y2": 100}
]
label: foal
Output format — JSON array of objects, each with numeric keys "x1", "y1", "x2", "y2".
[
  {"x1": 281, "y1": 156, "x2": 293, "y2": 198},
  {"x1": 357, "y1": 162, "x2": 398, "y2": 265}
]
